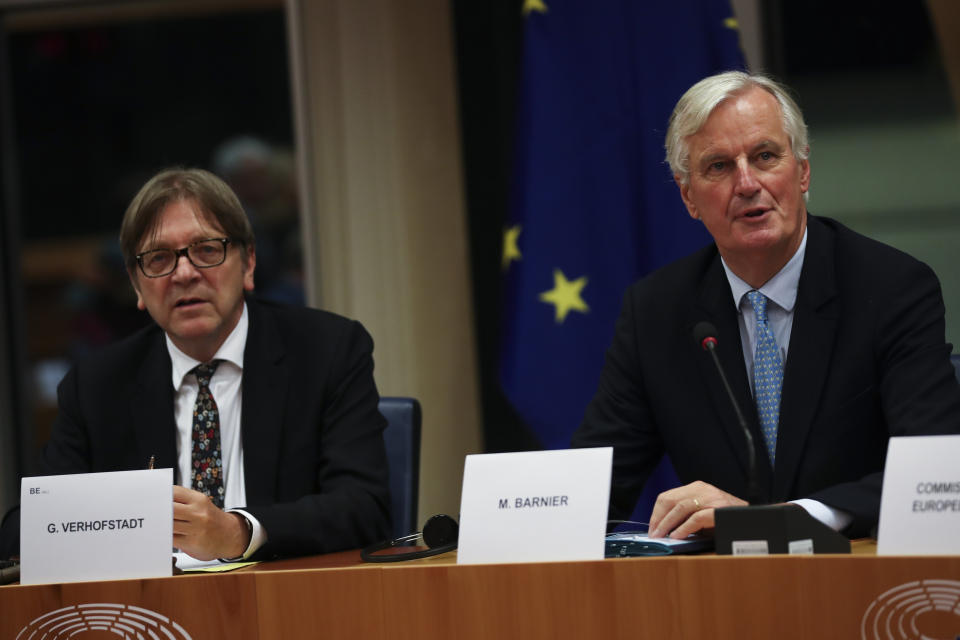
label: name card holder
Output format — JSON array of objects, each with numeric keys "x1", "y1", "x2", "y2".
[
  {"x1": 878, "y1": 435, "x2": 960, "y2": 555},
  {"x1": 457, "y1": 447, "x2": 612, "y2": 565},
  {"x1": 20, "y1": 469, "x2": 173, "y2": 584}
]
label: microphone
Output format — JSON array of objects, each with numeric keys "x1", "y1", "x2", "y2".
[
  {"x1": 693, "y1": 323, "x2": 851, "y2": 554},
  {"x1": 692, "y1": 321, "x2": 759, "y2": 505}
]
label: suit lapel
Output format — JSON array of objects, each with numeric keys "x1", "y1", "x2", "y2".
[
  {"x1": 692, "y1": 253, "x2": 773, "y2": 500},
  {"x1": 240, "y1": 300, "x2": 287, "y2": 506},
  {"x1": 130, "y1": 331, "x2": 178, "y2": 476},
  {"x1": 773, "y1": 217, "x2": 840, "y2": 500}
]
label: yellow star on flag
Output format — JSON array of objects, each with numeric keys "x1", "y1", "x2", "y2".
[
  {"x1": 539, "y1": 269, "x2": 589, "y2": 323},
  {"x1": 523, "y1": 0, "x2": 548, "y2": 17},
  {"x1": 724, "y1": 17, "x2": 739, "y2": 30},
  {"x1": 502, "y1": 225, "x2": 522, "y2": 270}
]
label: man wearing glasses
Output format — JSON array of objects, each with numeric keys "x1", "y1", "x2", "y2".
[{"x1": 1, "y1": 168, "x2": 390, "y2": 561}]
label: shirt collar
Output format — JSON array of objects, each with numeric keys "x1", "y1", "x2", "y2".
[
  {"x1": 168, "y1": 301, "x2": 248, "y2": 391},
  {"x1": 721, "y1": 227, "x2": 807, "y2": 313}
]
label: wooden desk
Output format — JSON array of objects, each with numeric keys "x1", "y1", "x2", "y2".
[{"x1": 3, "y1": 544, "x2": 960, "y2": 639}]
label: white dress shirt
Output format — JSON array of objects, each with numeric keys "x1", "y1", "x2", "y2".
[
  {"x1": 167, "y1": 302, "x2": 266, "y2": 558},
  {"x1": 719, "y1": 228, "x2": 853, "y2": 532}
]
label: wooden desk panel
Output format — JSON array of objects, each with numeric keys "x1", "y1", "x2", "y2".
[
  {"x1": 380, "y1": 559, "x2": 625, "y2": 639},
  {"x1": 677, "y1": 556, "x2": 810, "y2": 638},
  {"x1": 1, "y1": 573, "x2": 260, "y2": 639},
  {"x1": 253, "y1": 567, "x2": 383, "y2": 638},
  {"x1": 376, "y1": 554, "x2": 960, "y2": 639},
  {"x1": 3, "y1": 549, "x2": 960, "y2": 639}
]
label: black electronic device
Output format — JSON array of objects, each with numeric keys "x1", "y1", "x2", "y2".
[
  {"x1": 605, "y1": 531, "x2": 713, "y2": 557},
  {"x1": 715, "y1": 504, "x2": 851, "y2": 555},
  {"x1": 360, "y1": 514, "x2": 459, "y2": 563}
]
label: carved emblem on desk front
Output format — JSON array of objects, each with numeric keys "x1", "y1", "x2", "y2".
[
  {"x1": 16, "y1": 602, "x2": 193, "y2": 639},
  {"x1": 861, "y1": 579, "x2": 960, "y2": 640}
]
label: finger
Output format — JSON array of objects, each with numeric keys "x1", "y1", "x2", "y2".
[
  {"x1": 173, "y1": 499, "x2": 214, "y2": 528},
  {"x1": 668, "y1": 508, "x2": 715, "y2": 539},
  {"x1": 650, "y1": 498, "x2": 699, "y2": 538},
  {"x1": 173, "y1": 501, "x2": 193, "y2": 523},
  {"x1": 648, "y1": 500, "x2": 670, "y2": 535},
  {"x1": 649, "y1": 481, "x2": 712, "y2": 532},
  {"x1": 172, "y1": 485, "x2": 195, "y2": 503},
  {"x1": 649, "y1": 490, "x2": 685, "y2": 535},
  {"x1": 173, "y1": 485, "x2": 214, "y2": 504}
]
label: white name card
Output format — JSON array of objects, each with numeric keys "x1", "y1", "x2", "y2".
[
  {"x1": 877, "y1": 435, "x2": 960, "y2": 555},
  {"x1": 20, "y1": 469, "x2": 173, "y2": 584},
  {"x1": 457, "y1": 447, "x2": 612, "y2": 565}
]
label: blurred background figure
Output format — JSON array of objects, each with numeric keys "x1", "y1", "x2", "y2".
[
  {"x1": 213, "y1": 135, "x2": 304, "y2": 306},
  {"x1": 2, "y1": 4, "x2": 301, "y2": 460}
]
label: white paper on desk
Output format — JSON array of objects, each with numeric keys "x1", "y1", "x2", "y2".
[
  {"x1": 457, "y1": 447, "x2": 611, "y2": 565},
  {"x1": 20, "y1": 469, "x2": 173, "y2": 584},
  {"x1": 877, "y1": 435, "x2": 960, "y2": 555}
]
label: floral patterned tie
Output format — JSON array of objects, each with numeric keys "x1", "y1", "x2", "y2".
[{"x1": 191, "y1": 361, "x2": 224, "y2": 508}]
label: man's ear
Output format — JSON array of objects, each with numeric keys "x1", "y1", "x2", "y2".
[
  {"x1": 242, "y1": 245, "x2": 256, "y2": 292},
  {"x1": 799, "y1": 153, "x2": 811, "y2": 193},
  {"x1": 675, "y1": 174, "x2": 699, "y2": 220},
  {"x1": 128, "y1": 269, "x2": 146, "y2": 311}
]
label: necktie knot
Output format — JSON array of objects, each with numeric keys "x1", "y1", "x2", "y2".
[
  {"x1": 746, "y1": 290, "x2": 769, "y2": 323},
  {"x1": 193, "y1": 361, "x2": 220, "y2": 387}
]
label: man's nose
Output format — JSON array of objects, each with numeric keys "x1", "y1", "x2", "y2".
[
  {"x1": 169, "y1": 253, "x2": 201, "y2": 282},
  {"x1": 734, "y1": 159, "x2": 761, "y2": 197}
]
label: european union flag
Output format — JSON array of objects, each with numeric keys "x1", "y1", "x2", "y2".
[{"x1": 500, "y1": 0, "x2": 745, "y2": 520}]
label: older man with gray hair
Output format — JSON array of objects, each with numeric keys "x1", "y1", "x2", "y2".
[{"x1": 573, "y1": 71, "x2": 960, "y2": 540}]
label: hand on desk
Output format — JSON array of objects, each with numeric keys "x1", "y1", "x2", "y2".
[
  {"x1": 172, "y1": 486, "x2": 250, "y2": 561},
  {"x1": 648, "y1": 481, "x2": 747, "y2": 539}
]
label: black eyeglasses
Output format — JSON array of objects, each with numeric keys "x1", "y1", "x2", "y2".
[{"x1": 136, "y1": 237, "x2": 232, "y2": 278}]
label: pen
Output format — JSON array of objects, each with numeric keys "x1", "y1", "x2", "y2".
[{"x1": 148, "y1": 455, "x2": 155, "y2": 470}]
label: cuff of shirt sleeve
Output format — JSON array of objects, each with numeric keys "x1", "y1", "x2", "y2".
[
  {"x1": 220, "y1": 509, "x2": 267, "y2": 562},
  {"x1": 789, "y1": 499, "x2": 854, "y2": 532}
]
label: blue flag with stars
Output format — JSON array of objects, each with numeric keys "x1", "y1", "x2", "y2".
[{"x1": 500, "y1": 0, "x2": 745, "y2": 520}]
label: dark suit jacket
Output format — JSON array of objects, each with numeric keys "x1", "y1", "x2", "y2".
[
  {"x1": 572, "y1": 215, "x2": 960, "y2": 538},
  {"x1": 1, "y1": 298, "x2": 391, "y2": 559}
]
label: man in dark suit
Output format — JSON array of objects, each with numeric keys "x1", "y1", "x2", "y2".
[
  {"x1": 572, "y1": 71, "x2": 960, "y2": 540},
  {"x1": 1, "y1": 168, "x2": 390, "y2": 560}
]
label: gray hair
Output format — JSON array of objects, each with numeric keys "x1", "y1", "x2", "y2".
[{"x1": 665, "y1": 71, "x2": 809, "y2": 185}]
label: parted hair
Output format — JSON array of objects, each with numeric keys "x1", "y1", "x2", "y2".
[{"x1": 119, "y1": 167, "x2": 255, "y2": 274}]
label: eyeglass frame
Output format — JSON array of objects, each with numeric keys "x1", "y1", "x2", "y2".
[{"x1": 135, "y1": 237, "x2": 234, "y2": 278}]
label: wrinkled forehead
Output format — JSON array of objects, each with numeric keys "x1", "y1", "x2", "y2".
[{"x1": 692, "y1": 88, "x2": 787, "y2": 145}]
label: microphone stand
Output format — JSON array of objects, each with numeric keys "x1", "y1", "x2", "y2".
[
  {"x1": 695, "y1": 325, "x2": 759, "y2": 505},
  {"x1": 694, "y1": 322, "x2": 850, "y2": 555}
]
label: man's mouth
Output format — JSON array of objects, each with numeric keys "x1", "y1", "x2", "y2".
[
  {"x1": 175, "y1": 298, "x2": 206, "y2": 308},
  {"x1": 741, "y1": 207, "x2": 769, "y2": 219}
]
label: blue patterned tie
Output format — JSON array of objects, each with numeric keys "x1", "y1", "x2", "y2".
[
  {"x1": 191, "y1": 361, "x2": 224, "y2": 508},
  {"x1": 747, "y1": 291, "x2": 783, "y2": 466}
]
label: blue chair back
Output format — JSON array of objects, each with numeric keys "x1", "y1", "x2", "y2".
[
  {"x1": 952, "y1": 354, "x2": 960, "y2": 383},
  {"x1": 379, "y1": 397, "x2": 422, "y2": 539}
]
